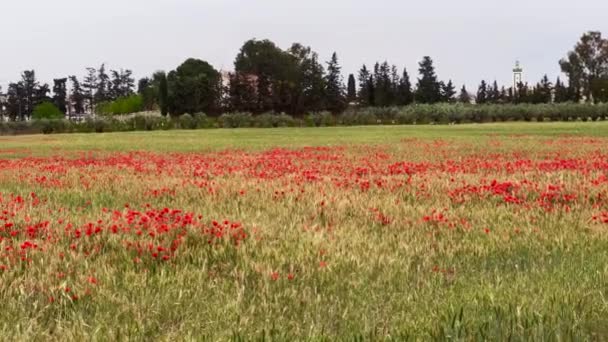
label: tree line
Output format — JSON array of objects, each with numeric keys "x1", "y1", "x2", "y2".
[{"x1": 1, "y1": 30, "x2": 607, "y2": 120}]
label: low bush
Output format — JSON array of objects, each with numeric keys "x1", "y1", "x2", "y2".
[
  {"x1": 96, "y1": 95, "x2": 144, "y2": 116},
  {"x1": 2, "y1": 103, "x2": 608, "y2": 135}
]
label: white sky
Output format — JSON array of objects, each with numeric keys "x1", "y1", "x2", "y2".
[{"x1": 1, "y1": 0, "x2": 607, "y2": 91}]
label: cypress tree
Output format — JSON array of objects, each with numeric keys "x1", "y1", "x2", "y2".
[
  {"x1": 347, "y1": 74, "x2": 357, "y2": 103},
  {"x1": 158, "y1": 72, "x2": 169, "y2": 116}
]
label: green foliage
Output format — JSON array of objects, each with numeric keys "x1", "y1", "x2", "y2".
[
  {"x1": 305, "y1": 111, "x2": 335, "y2": 127},
  {"x1": 415, "y1": 56, "x2": 442, "y2": 104},
  {"x1": 559, "y1": 31, "x2": 608, "y2": 102},
  {"x1": 253, "y1": 113, "x2": 298, "y2": 128},
  {"x1": 96, "y1": 95, "x2": 144, "y2": 116},
  {"x1": 32, "y1": 102, "x2": 64, "y2": 120},
  {"x1": 167, "y1": 59, "x2": 221, "y2": 116},
  {"x1": 218, "y1": 112, "x2": 253, "y2": 128},
  {"x1": 1, "y1": 103, "x2": 608, "y2": 136},
  {"x1": 157, "y1": 72, "x2": 169, "y2": 116}
]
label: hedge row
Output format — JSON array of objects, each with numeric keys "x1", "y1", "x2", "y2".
[{"x1": 1, "y1": 103, "x2": 607, "y2": 135}]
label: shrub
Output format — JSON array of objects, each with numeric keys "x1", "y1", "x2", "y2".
[
  {"x1": 34, "y1": 119, "x2": 73, "y2": 134},
  {"x1": 178, "y1": 114, "x2": 196, "y2": 129},
  {"x1": 338, "y1": 110, "x2": 378, "y2": 126},
  {"x1": 218, "y1": 112, "x2": 253, "y2": 128},
  {"x1": 32, "y1": 102, "x2": 64, "y2": 120},
  {"x1": 97, "y1": 95, "x2": 144, "y2": 116},
  {"x1": 305, "y1": 112, "x2": 335, "y2": 127},
  {"x1": 192, "y1": 113, "x2": 215, "y2": 129}
]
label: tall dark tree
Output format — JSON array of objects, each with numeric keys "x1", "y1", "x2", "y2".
[
  {"x1": 95, "y1": 64, "x2": 111, "y2": 103},
  {"x1": 476, "y1": 80, "x2": 488, "y2": 104},
  {"x1": 553, "y1": 77, "x2": 567, "y2": 103},
  {"x1": 156, "y1": 72, "x2": 169, "y2": 116},
  {"x1": 535, "y1": 74, "x2": 553, "y2": 103},
  {"x1": 367, "y1": 76, "x2": 376, "y2": 107},
  {"x1": 458, "y1": 85, "x2": 471, "y2": 104},
  {"x1": 138, "y1": 77, "x2": 158, "y2": 110},
  {"x1": 69, "y1": 76, "x2": 86, "y2": 115},
  {"x1": 415, "y1": 56, "x2": 441, "y2": 104},
  {"x1": 234, "y1": 39, "x2": 294, "y2": 113},
  {"x1": 287, "y1": 43, "x2": 326, "y2": 114},
  {"x1": 52, "y1": 78, "x2": 68, "y2": 114},
  {"x1": 302, "y1": 53, "x2": 327, "y2": 112},
  {"x1": 22, "y1": 70, "x2": 41, "y2": 119},
  {"x1": 396, "y1": 68, "x2": 414, "y2": 106},
  {"x1": 357, "y1": 65, "x2": 372, "y2": 106},
  {"x1": 6, "y1": 70, "x2": 48, "y2": 120},
  {"x1": 167, "y1": 58, "x2": 220, "y2": 116},
  {"x1": 374, "y1": 61, "x2": 394, "y2": 106},
  {"x1": 110, "y1": 69, "x2": 135, "y2": 99},
  {"x1": 228, "y1": 72, "x2": 258, "y2": 112},
  {"x1": 440, "y1": 80, "x2": 456, "y2": 102},
  {"x1": 324, "y1": 52, "x2": 346, "y2": 112},
  {"x1": 34, "y1": 84, "x2": 51, "y2": 107},
  {"x1": 6, "y1": 82, "x2": 25, "y2": 121},
  {"x1": 559, "y1": 31, "x2": 608, "y2": 102},
  {"x1": 515, "y1": 82, "x2": 530, "y2": 103},
  {"x1": 500, "y1": 86, "x2": 509, "y2": 103},
  {"x1": 487, "y1": 81, "x2": 500, "y2": 103},
  {"x1": 82, "y1": 67, "x2": 98, "y2": 113},
  {"x1": 347, "y1": 74, "x2": 357, "y2": 103}
]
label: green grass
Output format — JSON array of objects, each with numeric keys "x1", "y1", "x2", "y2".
[{"x1": 1, "y1": 121, "x2": 608, "y2": 154}]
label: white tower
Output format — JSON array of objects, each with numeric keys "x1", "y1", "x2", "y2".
[{"x1": 513, "y1": 61, "x2": 523, "y2": 89}]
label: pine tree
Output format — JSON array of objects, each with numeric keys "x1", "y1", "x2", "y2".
[
  {"x1": 500, "y1": 86, "x2": 508, "y2": 103},
  {"x1": 69, "y1": 76, "x2": 86, "y2": 115},
  {"x1": 488, "y1": 81, "x2": 500, "y2": 103},
  {"x1": 375, "y1": 61, "x2": 393, "y2": 106},
  {"x1": 415, "y1": 56, "x2": 441, "y2": 104},
  {"x1": 304, "y1": 53, "x2": 327, "y2": 112},
  {"x1": 390, "y1": 65, "x2": 400, "y2": 106},
  {"x1": 324, "y1": 52, "x2": 346, "y2": 113},
  {"x1": 367, "y1": 76, "x2": 376, "y2": 107},
  {"x1": 347, "y1": 74, "x2": 356, "y2": 103},
  {"x1": 34, "y1": 84, "x2": 51, "y2": 108},
  {"x1": 515, "y1": 82, "x2": 530, "y2": 103},
  {"x1": 357, "y1": 65, "x2": 371, "y2": 106},
  {"x1": 537, "y1": 74, "x2": 553, "y2": 103},
  {"x1": 52, "y1": 78, "x2": 68, "y2": 114},
  {"x1": 476, "y1": 80, "x2": 488, "y2": 104},
  {"x1": 22, "y1": 70, "x2": 40, "y2": 119},
  {"x1": 95, "y1": 64, "x2": 110, "y2": 103},
  {"x1": 554, "y1": 77, "x2": 570, "y2": 103},
  {"x1": 458, "y1": 85, "x2": 471, "y2": 104},
  {"x1": 110, "y1": 69, "x2": 135, "y2": 99},
  {"x1": 441, "y1": 80, "x2": 456, "y2": 102},
  {"x1": 82, "y1": 67, "x2": 98, "y2": 113},
  {"x1": 396, "y1": 68, "x2": 414, "y2": 106}
]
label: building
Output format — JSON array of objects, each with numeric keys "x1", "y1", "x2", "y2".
[{"x1": 0, "y1": 92, "x2": 7, "y2": 116}]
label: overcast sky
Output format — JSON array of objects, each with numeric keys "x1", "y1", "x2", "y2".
[{"x1": 1, "y1": 0, "x2": 607, "y2": 91}]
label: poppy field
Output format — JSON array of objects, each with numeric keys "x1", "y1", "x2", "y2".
[{"x1": 1, "y1": 123, "x2": 608, "y2": 340}]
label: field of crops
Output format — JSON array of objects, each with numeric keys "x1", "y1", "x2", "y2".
[{"x1": 1, "y1": 123, "x2": 608, "y2": 340}]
